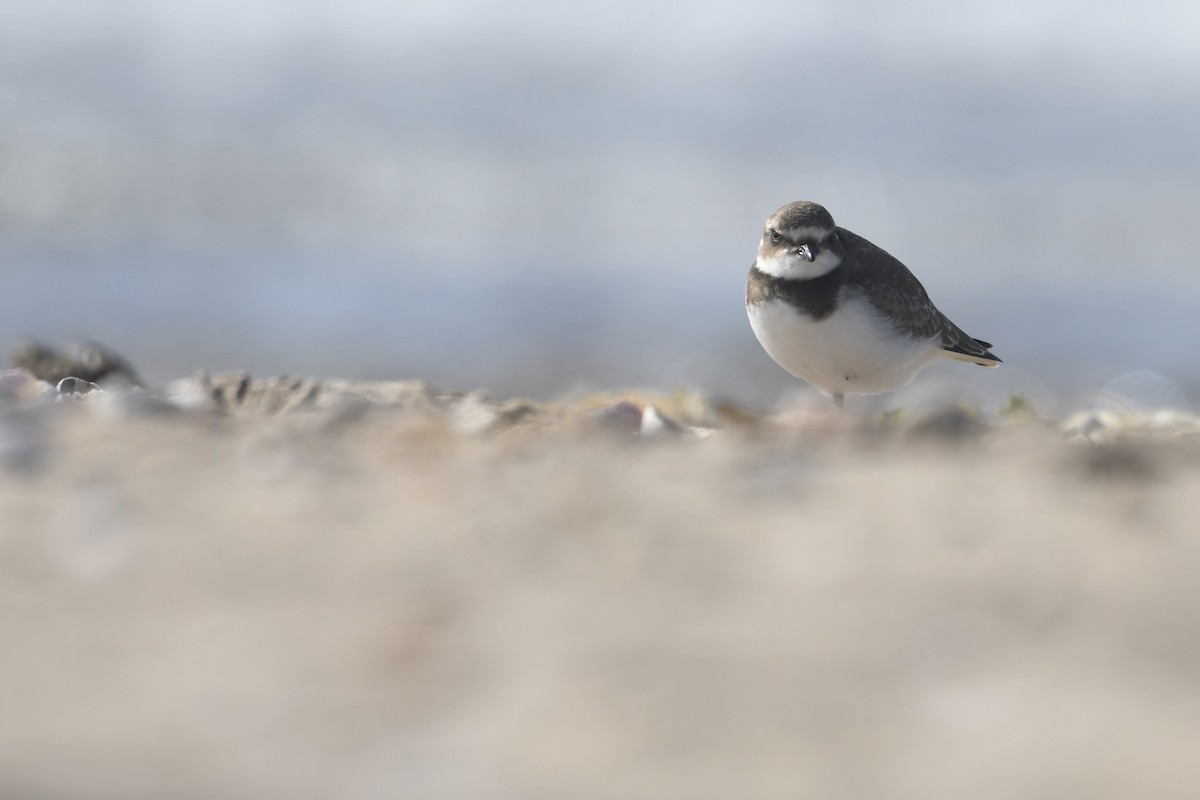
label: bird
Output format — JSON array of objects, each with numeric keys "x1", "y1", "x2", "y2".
[{"x1": 746, "y1": 200, "x2": 1000, "y2": 409}]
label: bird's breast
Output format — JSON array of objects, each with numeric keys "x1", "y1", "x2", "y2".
[{"x1": 746, "y1": 292, "x2": 940, "y2": 396}]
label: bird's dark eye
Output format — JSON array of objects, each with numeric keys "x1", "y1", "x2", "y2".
[{"x1": 769, "y1": 229, "x2": 782, "y2": 244}]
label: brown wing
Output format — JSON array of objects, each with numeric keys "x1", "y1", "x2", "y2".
[{"x1": 837, "y1": 227, "x2": 999, "y2": 362}]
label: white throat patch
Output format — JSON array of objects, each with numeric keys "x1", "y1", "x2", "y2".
[{"x1": 755, "y1": 246, "x2": 842, "y2": 281}]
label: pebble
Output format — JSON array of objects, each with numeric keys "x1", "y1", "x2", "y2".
[{"x1": 57, "y1": 377, "x2": 102, "y2": 398}]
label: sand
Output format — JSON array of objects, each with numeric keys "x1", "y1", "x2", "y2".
[{"x1": 1, "y1": 368, "x2": 1199, "y2": 799}]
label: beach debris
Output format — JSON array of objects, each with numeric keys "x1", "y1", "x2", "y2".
[
  {"x1": 583, "y1": 397, "x2": 712, "y2": 438},
  {"x1": 56, "y1": 377, "x2": 102, "y2": 399},
  {"x1": 9, "y1": 340, "x2": 143, "y2": 387},
  {"x1": 1063, "y1": 408, "x2": 1200, "y2": 443}
]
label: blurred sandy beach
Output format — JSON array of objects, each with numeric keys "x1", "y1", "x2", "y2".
[{"x1": 2, "y1": 367, "x2": 1200, "y2": 799}]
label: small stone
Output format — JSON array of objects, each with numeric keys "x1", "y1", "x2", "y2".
[
  {"x1": 583, "y1": 399, "x2": 698, "y2": 438},
  {"x1": 57, "y1": 376, "x2": 103, "y2": 399},
  {"x1": 586, "y1": 400, "x2": 646, "y2": 435}
]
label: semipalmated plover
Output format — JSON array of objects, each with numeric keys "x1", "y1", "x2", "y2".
[{"x1": 746, "y1": 201, "x2": 1000, "y2": 408}]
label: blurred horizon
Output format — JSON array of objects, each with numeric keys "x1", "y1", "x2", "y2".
[{"x1": 3, "y1": 0, "x2": 1199, "y2": 410}]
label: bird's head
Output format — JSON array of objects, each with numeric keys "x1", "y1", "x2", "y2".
[{"x1": 756, "y1": 201, "x2": 843, "y2": 280}]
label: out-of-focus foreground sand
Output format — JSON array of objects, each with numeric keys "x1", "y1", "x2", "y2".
[{"x1": 2, "y1": 370, "x2": 1200, "y2": 800}]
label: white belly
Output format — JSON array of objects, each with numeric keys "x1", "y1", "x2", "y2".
[{"x1": 747, "y1": 295, "x2": 941, "y2": 396}]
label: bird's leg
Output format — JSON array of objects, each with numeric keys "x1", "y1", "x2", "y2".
[{"x1": 833, "y1": 393, "x2": 845, "y2": 411}]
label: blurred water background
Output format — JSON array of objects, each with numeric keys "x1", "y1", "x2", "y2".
[{"x1": 2, "y1": 0, "x2": 1198, "y2": 410}]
